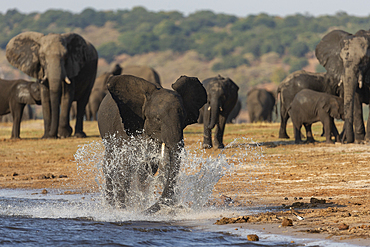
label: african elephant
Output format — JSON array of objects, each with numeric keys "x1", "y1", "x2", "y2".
[
  {"x1": 288, "y1": 89, "x2": 344, "y2": 144},
  {"x1": 6, "y1": 32, "x2": 98, "y2": 138},
  {"x1": 277, "y1": 70, "x2": 342, "y2": 139},
  {"x1": 0, "y1": 79, "x2": 41, "y2": 138},
  {"x1": 315, "y1": 29, "x2": 370, "y2": 143},
  {"x1": 85, "y1": 64, "x2": 122, "y2": 121},
  {"x1": 246, "y1": 88, "x2": 275, "y2": 123},
  {"x1": 201, "y1": 75, "x2": 239, "y2": 149},
  {"x1": 97, "y1": 75, "x2": 207, "y2": 214}
]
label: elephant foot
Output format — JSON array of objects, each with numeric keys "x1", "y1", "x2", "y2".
[
  {"x1": 216, "y1": 143, "x2": 224, "y2": 149},
  {"x1": 58, "y1": 126, "x2": 73, "y2": 138},
  {"x1": 144, "y1": 198, "x2": 175, "y2": 215},
  {"x1": 306, "y1": 137, "x2": 315, "y2": 143},
  {"x1": 294, "y1": 140, "x2": 304, "y2": 144},
  {"x1": 41, "y1": 134, "x2": 58, "y2": 139},
  {"x1": 74, "y1": 132, "x2": 87, "y2": 138},
  {"x1": 202, "y1": 143, "x2": 213, "y2": 149},
  {"x1": 278, "y1": 132, "x2": 290, "y2": 139},
  {"x1": 355, "y1": 139, "x2": 366, "y2": 144}
]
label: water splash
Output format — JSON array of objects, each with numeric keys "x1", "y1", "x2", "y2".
[{"x1": 74, "y1": 135, "x2": 266, "y2": 217}]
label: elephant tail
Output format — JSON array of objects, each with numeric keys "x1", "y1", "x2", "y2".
[{"x1": 276, "y1": 86, "x2": 281, "y2": 120}]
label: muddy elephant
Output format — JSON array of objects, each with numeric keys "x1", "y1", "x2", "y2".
[
  {"x1": 0, "y1": 79, "x2": 41, "y2": 138},
  {"x1": 6, "y1": 32, "x2": 98, "y2": 138},
  {"x1": 289, "y1": 89, "x2": 344, "y2": 144},
  {"x1": 277, "y1": 70, "x2": 342, "y2": 139},
  {"x1": 315, "y1": 29, "x2": 370, "y2": 143},
  {"x1": 97, "y1": 75, "x2": 207, "y2": 214},
  {"x1": 246, "y1": 88, "x2": 275, "y2": 123},
  {"x1": 200, "y1": 75, "x2": 239, "y2": 149}
]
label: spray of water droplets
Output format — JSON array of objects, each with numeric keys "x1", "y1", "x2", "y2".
[{"x1": 74, "y1": 134, "x2": 269, "y2": 214}]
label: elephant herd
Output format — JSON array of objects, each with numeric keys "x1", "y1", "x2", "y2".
[{"x1": 1, "y1": 28, "x2": 370, "y2": 214}]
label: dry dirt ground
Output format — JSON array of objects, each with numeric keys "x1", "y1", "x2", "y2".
[{"x1": 0, "y1": 120, "x2": 369, "y2": 245}]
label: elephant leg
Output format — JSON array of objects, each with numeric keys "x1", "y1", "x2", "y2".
[
  {"x1": 203, "y1": 126, "x2": 212, "y2": 148},
  {"x1": 145, "y1": 146, "x2": 181, "y2": 214},
  {"x1": 214, "y1": 115, "x2": 227, "y2": 149},
  {"x1": 331, "y1": 118, "x2": 341, "y2": 142},
  {"x1": 40, "y1": 84, "x2": 52, "y2": 138},
  {"x1": 74, "y1": 96, "x2": 89, "y2": 138},
  {"x1": 320, "y1": 114, "x2": 334, "y2": 144},
  {"x1": 366, "y1": 105, "x2": 370, "y2": 141},
  {"x1": 279, "y1": 105, "x2": 290, "y2": 139},
  {"x1": 58, "y1": 84, "x2": 73, "y2": 138},
  {"x1": 353, "y1": 93, "x2": 365, "y2": 142},
  {"x1": 85, "y1": 103, "x2": 92, "y2": 121},
  {"x1": 304, "y1": 124, "x2": 315, "y2": 143},
  {"x1": 293, "y1": 123, "x2": 303, "y2": 144},
  {"x1": 10, "y1": 103, "x2": 25, "y2": 139}
]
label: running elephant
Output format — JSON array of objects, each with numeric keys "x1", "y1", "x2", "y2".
[
  {"x1": 200, "y1": 75, "x2": 239, "y2": 149},
  {"x1": 0, "y1": 79, "x2": 41, "y2": 138},
  {"x1": 246, "y1": 88, "x2": 275, "y2": 123},
  {"x1": 97, "y1": 75, "x2": 207, "y2": 214}
]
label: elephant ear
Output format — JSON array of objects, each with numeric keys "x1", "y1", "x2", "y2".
[
  {"x1": 315, "y1": 30, "x2": 351, "y2": 81},
  {"x1": 172, "y1": 75, "x2": 207, "y2": 127},
  {"x1": 6, "y1": 32, "x2": 45, "y2": 79},
  {"x1": 107, "y1": 75, "x2": 158, "y2": 133},
  {"x1": 62, "y1": 33, "x2": 95, "y2": 79}
]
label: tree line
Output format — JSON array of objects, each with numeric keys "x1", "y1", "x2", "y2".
[{"x1": 1, "y1": 7, "x2": 370, "y2": 72}]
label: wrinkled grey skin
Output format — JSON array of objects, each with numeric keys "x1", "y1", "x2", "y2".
[
  {"x1": 0, "y1": 79, "x2": 41, "y2": 138},
  {"x1": 288, "y1": 89, "x2": 344, "y2": 144},
  {"x1": 315, "y1": 29, "x2": 370, "y2": 143},
  {"x1": 246, "y1": 88, "x2": 275, "y2": 123},
  {"x1": 97, "y1": 75, "x2": 207, "y2": 214},
  {"x1": 6, "y1": 32, "x2": 98, "y2": 138},
  {"x1": 201, "y1": 75, "x2": 239, "y2": 149},
  {"x1": 277, "y1": 70, "x2": 342, "y2": 139}
]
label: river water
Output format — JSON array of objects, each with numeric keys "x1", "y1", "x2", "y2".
[{"x1": 0, "y1": 138, "x2": 360, "y2": 246}]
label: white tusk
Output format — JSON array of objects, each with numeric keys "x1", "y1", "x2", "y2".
[
  {"x1": 338, "y1": 79, "x2": 342, "y2": 87},
  {"x1": 65, "y1": 77, "x2": 71, "y2": 84},
  {"x1": 161, "y1": 143, "x2": 165, "y2": 158},
  {"x1": 208, "y1": 106, "x2": 211, "y2": 111},
  {"x1": 219, "y1": 107, "x2": 223, "y2": 112},
  {"x1": 358, "y1": 74, "x2": 363, "y2": 88}
]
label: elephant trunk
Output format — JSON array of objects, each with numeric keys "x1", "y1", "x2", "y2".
[
  {"x1": 45, "y1": 60, "x2": 65, "y2": 137},
  {"x1": 160, "y1": 142, "x2": 183, "y2": 203},
  {"x1": 342, "y1": 70, "x2": 357, "y2": 143},
  {"x1": 159, "y1": 121, "x2": 184, "y2": 203},
  {"x1": 208, "y1": 101, "x2": 220, "y2": 129}
]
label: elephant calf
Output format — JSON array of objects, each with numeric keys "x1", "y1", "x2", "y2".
[
  {"x1": 288, "y1": 89, "x2": 344, "y2": 144},
  {"x1": 0, "y1": 79, "x2": 41, "y2": 138}
]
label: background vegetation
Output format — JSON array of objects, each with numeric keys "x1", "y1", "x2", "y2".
[{"x1": 1, "y1": 7, "x2": 370, "y2": 116}]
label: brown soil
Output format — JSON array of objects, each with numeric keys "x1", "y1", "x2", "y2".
[{"x1": 0, "y1": 120, "x2": 369, "y2": 244}]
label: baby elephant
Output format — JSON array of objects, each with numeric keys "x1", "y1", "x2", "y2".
[
  {"x1": 288, "y1": 89, "x2": 344, "y2": 144},
  {"x1": 0, "y1": 79, "x2": 41, "y2": 138}
]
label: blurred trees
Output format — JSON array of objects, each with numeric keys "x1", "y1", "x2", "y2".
[{"x1": 1, "y1": 8, "x2": 370, "y2": 71}]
